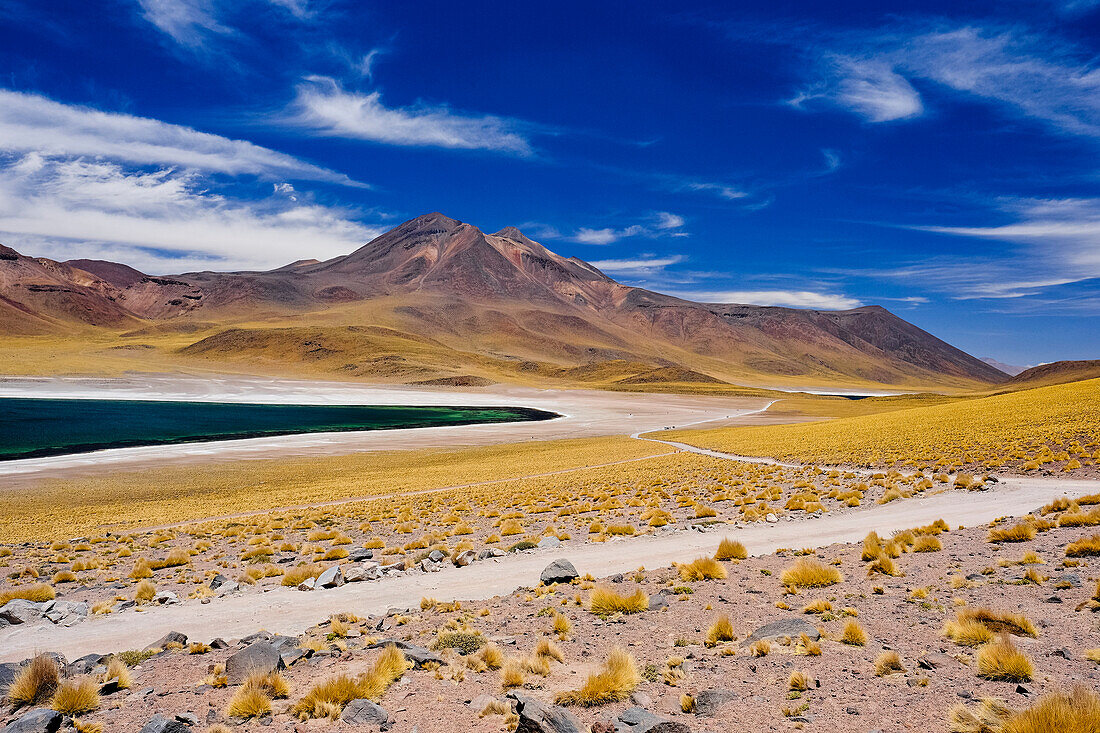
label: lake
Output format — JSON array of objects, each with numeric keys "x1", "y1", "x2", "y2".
[{"x1": 0, "y1": 397, "x2": 557, "y2": 460}]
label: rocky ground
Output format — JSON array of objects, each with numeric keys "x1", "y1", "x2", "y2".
[{"x1": 3, "y1": 489, "x2": 1100, "y2": 733}]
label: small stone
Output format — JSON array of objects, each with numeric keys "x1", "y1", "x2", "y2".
[{"x1": 540, "y1": 559, "x2": 579, "y2": 585}]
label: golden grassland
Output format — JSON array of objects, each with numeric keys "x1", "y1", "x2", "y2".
[
  {"x1": 0, "y1": 436, "x2": 664, "y2": 542},
  {"x1": 663, "y1": 378, "x2": 1100, "y2": 472},
  {"x1": 763, "y1": 393, "x2": 959, "y2": 420}
]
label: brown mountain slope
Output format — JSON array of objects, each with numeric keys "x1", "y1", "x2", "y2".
[
  {"x1": 1004, "y1": 360, "x2": 1100, "y2": 389},
  {"x1": 0, "y1": 214, "x2": 1010, "y2": 388}
]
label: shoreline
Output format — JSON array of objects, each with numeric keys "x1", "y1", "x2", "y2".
[{"x1": 0, "y1": 374, "x2": 789, "y2": 481}]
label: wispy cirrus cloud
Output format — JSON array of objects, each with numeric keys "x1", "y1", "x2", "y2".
[
  {"x1": 794, "y1": 24, "x2": 1100, "y2": 139},
  {"x1": 0, "y1": 153, "x2": 382, "y2": 273},
  {"x1": 135, "y1": 0, "x2": 312, "y2": 49},
  {"x1": 286, "y1": 76, "x2": 535, "y2": 155},
  {"x1": 566, "y1": 211, "x2": 689, "y2": 245},
  {"x1": 0, "y1": 88, "x2": 361, "y2": 186},
  {"x1": 666, "y1": 288, "x2": 863, "y2": 310},
  {"x1": 587, "y1": 255, "x2": 686, "y2": 276}
]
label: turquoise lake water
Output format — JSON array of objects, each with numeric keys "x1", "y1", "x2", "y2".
[{"x1": 0, "y1": 397, "x2": 556, "y2": 460}]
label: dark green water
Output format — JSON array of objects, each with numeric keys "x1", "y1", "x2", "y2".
[{"x1": 0, "y1": 398, "x2": 557, "y2": 460}]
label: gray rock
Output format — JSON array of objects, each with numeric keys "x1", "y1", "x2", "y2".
[
  {"x1": 507, "y1": 692, "x2": 583, "y2": 733},
  {"x1": 1061, "y1": 573, "x2": 1082, "y2": 587},
  {"x1": 208, "y1": 574, "x2": 230, "y2": 590},
  {"x1": 454, "y1": 550, "x2": 477, "y2": 567},
  {"x1": 765, "y1": 513, "x2": 778, "y2": 523},
  {"x1": 44, "y1": 601, "x2": 87, "y2": 626},
  {"x1": 65, "y1": 653, "x2": 107, "y2": 676},
  {"x1": 468, "y1": 694, "x2": 498, "y2": 711},
  {"x1": 366, "y1": 639, "x2": 442, "y2": 669},
  {"x1": 537, "y1": 536, "x2": 562, "y2": 549},
  {"x1": 341, "y1": 699, "x2": 389, "y2": 727},
  {"x1": 0, "y1": 600, "x2": 48, "y2": 625},
  {"x1": 209, "y1": 638, "x2": 229, "y2": 649},
  {"x1": 629, "y1": 692, "x2": 653, "y2": 708},
  {"x1": 348, "y1": 548, "x2": 374, "y2": 562},
  {"x1": 175, "y1": 713, "x2": 199, "y2": 726},
  {"x1": 138, "y1": 714, "x2": 189, "y2": 733},
  {"x1": 647, "y1": 595, "x2": 668, "y2": 612},
  {"x1": 428, "y1": 550, "x2": 446, "y2": 563},
  {"x1": 152, "y1": 591, "x2": 179, "y2": 605},
  {"x1": 615, "y1": 706, "x2": 691, "y2": 732},
  {"x1": 0, "y1": 661, "x2": 24, "y2": 694},
  {"x1": 360, "y1": 561, "x2": 383, "y2": 580},
  {"x1": 540, "y1": 559, "x2": 579, "y2": 585},
  {"x1": 740, "y1": 619, "x2": 819, "y2": 646},
  {"x1": 693, "y1": 689, "x2": 738, "y2": 717},
  {"x1": 146, "y1": 630, "x2": 188, "y2": 650},
  {"x1": 297, "y1": 578, "x2": 315, "y2": 591},
  {"x1": 343, "y1": 565, "x2": 366, "y2": 583},
  {"x1": 478, "y1": 548, "x2": 506, "y2": 560},
  {"x1": 280, "y1": 647, "x2": 308, "y2": 667},
  {"x1": 225, "y1": 641, "x2": 285, "y2": 684},
  {"x1": 316, "y1": 565, "x2": 344, "y2": 589},
  {"x1": 3, "y1": 708, "x2": 73, "y2": 733}
]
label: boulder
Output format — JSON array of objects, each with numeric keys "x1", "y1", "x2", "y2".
[
  {"x1": 343, "y1": 565, "x2": 366, "y2": 583},
  {"x1": 740, "y1": 619, "x2": 819, "y2": 646},
  {"x1": 540, "y1": 559, "x2": 579, "y2": 586},
  {"x1": 152, "y1": 591, "x2": 179, "y2": 605},
  {"x1": 537, "y1": 536, "x2": 561, "y2": 549},
  {"x1": 145, "y1": 631, "x2": 188, "y2": 651},
  {"x1": 225, "y1": 641, "x2": 285, "y2": 684},
  {"x1": 692, "y1": 689, "x2": 737, "y2": 717},
  {"x1": 208, "y1": 574, "x2": 230, "y2": 590},
  {"x1": 0, "y1": 661, "x2": 24, "y2": 695},
  {"x1": 341, "y1": 699, "x2": 389, "y2": 727},
  {"x1": 428, "y1": 550, "x2": 446, "y2": 563},
  {"x1": 647, "y1": 595, "x2": 668, "y2": 612},
  {"x1": 419, "y1": 559, "x2": 442, "y2": 573},
  {"x1": 44, "y1": 601, "x2": 87, "y2": 627},
  {"x1": 478, "y1": 548, "x2": 506, "y2": 560},
  {"x1": 0, "y1": 600, "x2": 48, "y2": 625},
  {"x1": 454, "y1": 550, "x2": 477, "y2": 567},
  {"x1": 348, "y1": 548, "x2": 374, "y2": 562},
  {"x1": 138, "y1": 714, "x2": 189, "y2": 733},
  {"x1": 361, "y1": 561, "x2": 383, "y2": 580},
  {"x1": 3, "y1": 708, "x2": 74, "y2": 733},
  {"x1": 508, "y1": 692, "x2": 583, "y2": 733},
  {"x1": 297, "y1": 577, "x2": 316, "y2": 591},
  {"x1": 765, "y1": 513, "x2": 778, "y2": 523},
  {"x1": 366, "y1": 640, "x2": 442, "y2": 669},
  {"x1": 316, "y1": 565, "x2": 344, "y2": 589},
  {"x1": 615, "y1": 707, "x2": 691, "y2": 733},
  {"x1": 64, "y1": 654, "x2": 107, "y2": 676}
]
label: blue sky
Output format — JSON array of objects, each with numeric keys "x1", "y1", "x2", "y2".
[{"x1": 0, "y1": 0, "x2": 1098, "y2": 366}]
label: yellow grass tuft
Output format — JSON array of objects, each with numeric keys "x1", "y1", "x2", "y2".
[
  {"x1": 292, "y1": 644, "x2": 408, "y2": 719},
  {"x1": 554, "y1": 647, "x2": 640, "y2": 707},
  {"x1": 0, "y1": 584, "x2": 56, "y2": 606},
  {"x1": 500, "y1": 660, "x2": 525, "y2": 690},
  {"x1": 7, "y1": 654, "x2": 60, "y2": 707},
  {"x1": 50, "y1": 677, "x2": 99, "y2": 715},
  {"x1": 874, "y1": 651, "x2": 905, "y2": 676},
  {"x1": 781, "y1": 558, "x2": 843, "y2": 588},
  {"x1": 840, "y1": 621, "x2": 867, "y2": 646},
  {"x1": 788, "y1": 671, "x2": 810, "y2": 691},
  {"x1": 705, "y1": 614, "x2": 735, "y2": 646},
  {"x1": 226, "y1": 687, "x2": 272, "y2": 719},
  {"x1": 955, "y1": 608, "x2": 1037, "y2": 638},
  {"x1": 977, "y1": 636, "x2": 1033, "y2": 682},
  {"x1": 587, "y1": 586, "x2": 648, "y2": 617},
  {"x1": 101, "y1": 658, "x2": 132, "y2": 690},
  {"x1": 913, "y1": 535, "x2": 943, "y2": 552},
  {"x1": 715, "y1": 537, "x2": 747, "y2": 561},
  {"x1": 1066, "y1": 535, "x2": 1100, "y2": 557},
  {"x1": 988, "y1": 523, "x2": 1037, "y2": 543},
  {"x1": 678, "y1": 556, "x2": 728, "y2": 581}
]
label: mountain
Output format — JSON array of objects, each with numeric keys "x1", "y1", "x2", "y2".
[
  {"x1": 1004, "y1": 360, "x2": 1100, "y2": 389},
  {"x1": 980, "y1": 357, "x2": 1027, "y2": 376},
  {"x1": 0, "y1": 213, "x2": 1010, "y2": 388}
]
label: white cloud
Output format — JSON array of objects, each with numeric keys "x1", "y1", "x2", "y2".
[
  {"x1": 670, "y1": 289, "x2": 863, "y2": 310},
  {"x1": 0, "y1": 88, "x2": 360, "y2": 186},
  {"x1": 587, "y1": 255, "x2": 686, "y2": 276},
  {"x1": 570, "y1": 212, "x2": 687, "y2": 245},
  {"x1": 287, "y1": 76, "x2": 533, "y2": 155},
  {"x1": 826, "y1": 56, "x2": 924, "y2": 122},
  {"x1": 655, "y1": 212, "x2": 685, "y2": 230},
  {"x1": 800, "y1": 25, "x2": 1100, "y2": 137},
  {"x1": 904, "y1": 196, "x2": 1100, "y2": 299},
  {"x1": 136, "y1": 0, "x2": 229, "y2": 48},
  {"x1": 685, "y1": 181, "x2": 749, "y2": 200},
  {"x1": 0, "y1": 154, "x2": 382, "y2": 272}
]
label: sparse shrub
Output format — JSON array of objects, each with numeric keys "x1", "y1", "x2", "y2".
[
  {"x1": 788, "y1": 671, "x2": 810, "y2": 691},
  {"x1": 913, "y1": 535, "x2": 942, "y2": 552},
  {"x1": 750, "y1": 640, "x2": 770, "y2": 657},
  {"x1": 134, "y1": 579, "x2": 156, "y2": 602},
  {"x1": 977, "y1": 636, "x2": 1033, "y2": 682},
  {"x1": 840, "y1": 621, "x2": 867, "y2": 646},
  {"x1": 432, "y1": 631, "x2": 486, "y2": 655},
  {"x1": 0, "y1": 584, "x2": 56, "y2": 606},
  {"x1": 50, "y1": 677, "x2": 99, "y2": 715},
  {"x1": 678, "y1": 556, "x2": 727, "y2": 581},
  {"x1": 7, "y1": 654, "x2": 60, "y2": 707},
  {"x1": 292, "y1": 645, "x2": 408, "y2": 719},
  {"x1": 715, "y1": 537, "x2": 747, "y2": 561},
  {"x1": 988, "y1": 523, "x2": 1036, "y2": 543},
  {"x1": 1066, "y1": 535, "x2": 1100, "y2": 557},
  {"x1": 874, "y1": 651, "x2": 905, "y2": 676},
  {"x1": 781, "y1": 558, "x2": 842, "y2": 588},
  {"x1": 705, "y1": 614, "x2": 735, "y2": 646},
  {"x1": 587, "y1": 587, "x2": 648, "y2": 618},
  {"x1": 554, "y1": 647, "x2": 640, "y2": 706}
]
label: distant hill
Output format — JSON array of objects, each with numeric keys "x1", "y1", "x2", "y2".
[
  {"x1": 981, "y1": 357, "x2": 1027, "y2": 376},
  {"x1": 1005, "y1": 360, "x2": 1100, "y2": 389},
  {"x1": 0, "y1": 213, "x2": 1010, "y2": 388}
]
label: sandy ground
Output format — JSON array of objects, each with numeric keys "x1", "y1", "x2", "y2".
[
  {"x1": 0, "y1": 375, "x2": 785, "y2": 481},
  {"x1": 3, "y1": 465, "x2": 1095, "y2": 664}
]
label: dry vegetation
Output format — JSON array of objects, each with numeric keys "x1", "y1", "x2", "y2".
[{"x1": 664, "y1": 378, "x2": 1100, "y2": 475}]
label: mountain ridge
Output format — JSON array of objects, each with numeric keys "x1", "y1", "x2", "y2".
[{"x1": 0, "y1": 213, "x2": 1010, "y2": 387}]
